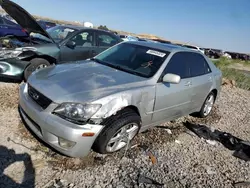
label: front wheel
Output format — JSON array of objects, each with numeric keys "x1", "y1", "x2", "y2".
[
  {"x1": 92, "y1": 109, "x2": 141, "y2": 154},
  {"x1": 24, "y1": 58, "x2": 51, "y2": 81}
]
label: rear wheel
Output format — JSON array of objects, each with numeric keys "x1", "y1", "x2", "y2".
[
  {"x1": 24, "y1": 58, "x2": 51, "y2": 81},
  {"x1": 198, "y1": 92, "x2": 216, "y2": 118},
  {"x1": 92, "y1": 109, "x2": 141, "y2": 154}
]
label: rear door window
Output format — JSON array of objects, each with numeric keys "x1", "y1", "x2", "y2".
[
  {"x1": 97, "y1": 31, "x2": 119, "y2": 47},
  {"x1": 187, "y1": 52, "x2": 211, "y2": 77}
]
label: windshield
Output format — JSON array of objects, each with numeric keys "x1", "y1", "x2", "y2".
[
  {"x1": 94, "y1": 43, "x2": 170, "y2": 78},
  {"x1": 30, "y1": 25, "x2": 77, "y2": 42},
  {"x1": 47, "y1": 26, "x2": 76, "y2": 41}
]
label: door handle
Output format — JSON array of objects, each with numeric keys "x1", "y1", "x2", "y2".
[{"x1": 184, "y1": 81, "x2": 192, "y2": 86}]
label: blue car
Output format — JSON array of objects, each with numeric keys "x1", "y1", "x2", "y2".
[{"x1": 0, "y1": 16, "x2": 28, "y2": 37}]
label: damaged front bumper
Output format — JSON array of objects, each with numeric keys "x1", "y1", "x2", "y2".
[
  {"x1": 0, "y1": 58, "x2": 29, "y2": 82},
  {"x1": 18, "y1": 83, "x2": 104, "y2": 157}
]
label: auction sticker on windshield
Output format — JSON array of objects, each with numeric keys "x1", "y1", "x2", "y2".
[{"x1": 146, "y1": 50, "x2": 166, "y2": 57}]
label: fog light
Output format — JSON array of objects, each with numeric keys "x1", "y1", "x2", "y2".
[{"x1": 58, "y1": 137, "x2": 76, "y2": 149}]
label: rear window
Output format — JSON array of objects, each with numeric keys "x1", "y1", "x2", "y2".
[
  {"x1": 3, "y1": 18, "x2": 17, "y2": 26},
  {"x1": 45, "y1": 22, "x2": 56, "y2": 27},
  {"x1": 95, "y1": 43, "x2": 170, "y2": 78}
]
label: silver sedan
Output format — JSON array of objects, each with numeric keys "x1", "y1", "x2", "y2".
[{"x1": 18, "y1": 41, "x2": 222, "y2": 157}]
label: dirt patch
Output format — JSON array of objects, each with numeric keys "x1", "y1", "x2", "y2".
[
  {"x1": 46, "y1": 153, "x2": 106, "y2": 171},
  {"x1": 1, "y1": 82, "x2": 250, "y2": 187},
  {"x1": 188, "y1": 105, "x2": 222, "y2": 125},
  {"x1": 0, "y1": 83, "x2": 19, "y2": 109},
  {"x1": 17, "y1": 121, "x2": 35, "y2": 142}
]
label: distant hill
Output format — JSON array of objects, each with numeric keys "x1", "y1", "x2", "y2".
[
  {"x1": 1, "y1": 9, "x2": 249, "y2": 54},
  {"x1": 0, "y1": 8, "x2": 189, "y2": 45}
]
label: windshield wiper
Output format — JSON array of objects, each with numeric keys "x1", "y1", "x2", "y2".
[
  {"x1": 90, "y1": 58, "x2": 146, "y2": 77},
  {"x1": 90, "y1": 58, "x2": 123, "y2": 69},
  {"x1": 90, "y1": 57, "x2": 103, "y2": 64}
]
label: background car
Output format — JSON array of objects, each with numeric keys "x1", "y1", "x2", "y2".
[
  {"x1": 119, "y1": 34, "x2": 138, "y2": 41},
  {"x1": 222, "y1": 51, "x2": 232, "y2": 59},
  {"x1": 0, "y1": 24, "x2": 122, "y2": 82},
  {"x1": 204, "y1": 48, "x2": 223, "y2": 59},
  {"x1": 0, "y1": 15, "x2": 28, "y2": 37},
  {"x1": 18, "y1": 41, "x2": 222, "y2": 158},
  {"x1": 1, "y1": 13, "x2": 17, "y2": 23},
  {"x1": 182, "y1": 44, "x2": 205, "y2": 54},
  {"x1": 151, "y1": 38, "x2": 172, "y2": 44},
  {"x1": 0, "y1": 0, "x2": 122, "y2": 82},
  {"x1": 37, "y1": 20, "x2": 57, "y2": 30}
]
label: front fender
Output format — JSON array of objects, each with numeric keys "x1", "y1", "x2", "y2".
[
  {"x1": 91, "y1": 90, "x2": 143, "y2": 119},
  {"x1": 18, "y1": 50, "x2": 37, "y2": 61},
  {"x1": 90, "y1": 86, "x2": 156, "y2": 125},
  {"x1": 0, "y1": 58, "x2": 30, "y2": 82}
]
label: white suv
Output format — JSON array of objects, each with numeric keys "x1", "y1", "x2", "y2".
[{"x1": 182, "y1": 44, "x2": 205, "y2": 54}]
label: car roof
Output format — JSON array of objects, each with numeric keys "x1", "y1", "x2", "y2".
[
  {"x1": 126, "y1": 41, "x2": 193, "y2": 53},
  {"x1": 58, "y1": 25, "x2": 116, "y2": 33},
  {"x1": 58, "y1": 24, "x2": 87, "y2": 30}
]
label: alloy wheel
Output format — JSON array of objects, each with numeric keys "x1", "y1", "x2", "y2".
[{"x1": 106, "y1": 123, "x2": 139, "y2": 152}]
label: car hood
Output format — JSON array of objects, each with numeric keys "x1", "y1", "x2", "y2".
[
  {"x1": 0, "y1": 0, "x2": 55, "y2": 43},
  {"x1": 28, "y1": 60, "x2": 147, "y2": 103}
]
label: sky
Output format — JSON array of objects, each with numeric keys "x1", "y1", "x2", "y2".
[{"x1": 7, "y1": 0, "x2": 250, "y2": 53}]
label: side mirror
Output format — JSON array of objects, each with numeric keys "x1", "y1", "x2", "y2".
[
  {"x1": 65, "y1": 40, "x2": 76, "y2": 49},
  {"x1": 162, "y1": 73, "x2": 181, "y2": 84}
]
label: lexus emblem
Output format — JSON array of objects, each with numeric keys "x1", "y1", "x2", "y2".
[{"x1": 30, "y1": 90, "x2": 39, "y2": 100}]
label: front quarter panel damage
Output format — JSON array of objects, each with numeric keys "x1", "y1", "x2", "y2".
[
  {"x1": 18, "y1": 44, "x2": 60, "y2": 61},
  {"x1": 90, "y1": 85, "x2": 156, "y2": 126}
]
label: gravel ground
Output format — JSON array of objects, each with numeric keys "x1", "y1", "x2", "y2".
[{"x1": 0, "y1": 82, "x2": 250, "y2": 188}]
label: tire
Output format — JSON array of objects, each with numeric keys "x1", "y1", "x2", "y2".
[
  {"x1": 24, "y1": 58, "x2": 51, "y2": 82},
  {"x1": 198, "y1": 92, "x2": 216, "y2": 118},
  {"x1": 92, "y1": 109, "x2": 141, "y2": 154}
]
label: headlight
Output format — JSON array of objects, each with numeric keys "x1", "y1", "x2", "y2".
[
  {"x1": 0, "y1": 50, "x2": 22, "y2": 59},
  {"x1": 53, "y1": 103, "x2": 102, "y2": 124}
]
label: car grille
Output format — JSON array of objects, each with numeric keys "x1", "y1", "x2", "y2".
[{"x1": 28, "y1": 84, "x2": 52, "y2": 110}]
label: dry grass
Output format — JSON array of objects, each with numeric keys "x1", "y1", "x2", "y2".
[{"x1": 213, "y1": 58, "x2": 250, "y2": 90}]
